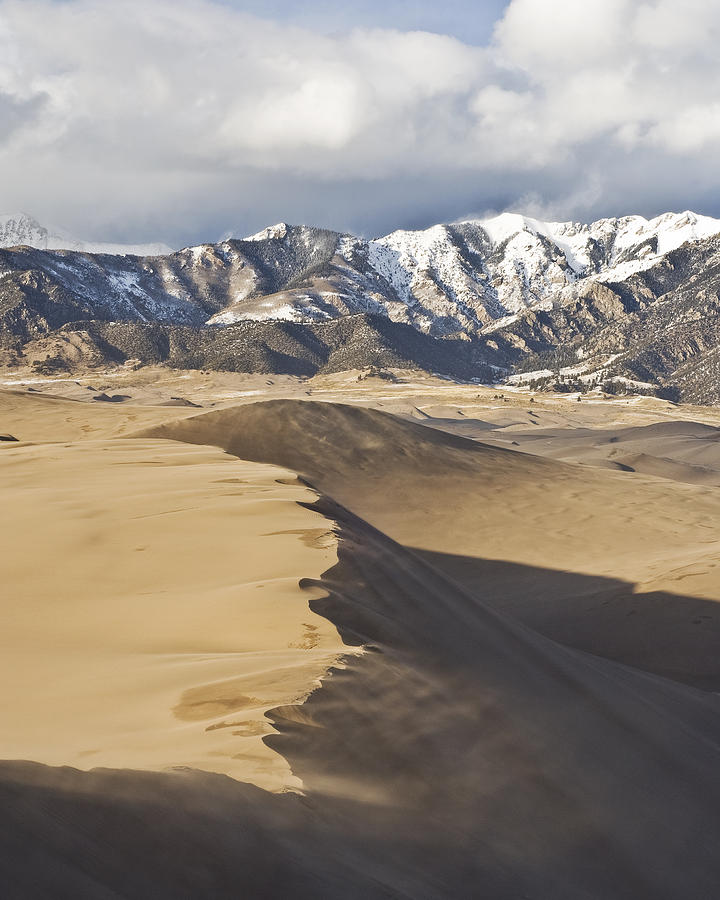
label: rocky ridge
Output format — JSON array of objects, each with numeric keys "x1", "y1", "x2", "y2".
[{"x1": 2, "y1": 211, "x2": 720, "y2": 401}]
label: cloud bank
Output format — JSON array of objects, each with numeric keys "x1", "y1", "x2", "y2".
[{"x1": 0, "y1": 0, "x2": 719, "y2": 244}]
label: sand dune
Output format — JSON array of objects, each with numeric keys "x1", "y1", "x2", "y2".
[
  {"x1": 0, "y1": 396, "x2": 348, "y2": 789},
  {"x1": 3, "y1": 384, "x2": 720, "y2": 897},
  {"x1": 147, "y1": 398, "x2": 720, "y2": 688},
  {"x1": 464, "y1": 419, "x2": 720, "y2": 485},
  {"x1": 2, "y1": 459, "x2": 720, "y2": 896}
]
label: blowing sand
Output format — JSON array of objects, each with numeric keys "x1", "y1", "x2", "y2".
[
  {"x1": 2, "y1": 371, "x2": 720, "y2": 898},
  {"x1": 150, "y1": 395, "x2": 720, "y2": 688}
]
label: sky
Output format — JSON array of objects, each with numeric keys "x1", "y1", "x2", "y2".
[{"x1": 1, "y1": 0, "x2": 720, "y2": 246}]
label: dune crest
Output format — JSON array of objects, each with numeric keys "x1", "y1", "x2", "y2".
[
  {"x1": 0, "y1": 416, "x2": 349, "y2": 789},
  {"x1": 4, "y1": 385, "x2": 720, "y2": 896},
  {"x1": 145, "y1": 398, "x2": 720, "y2": 688}
]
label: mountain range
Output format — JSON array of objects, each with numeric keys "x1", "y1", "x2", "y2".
[{"x1": 2, "y1": 210, "x2": 720, "y2": 402}]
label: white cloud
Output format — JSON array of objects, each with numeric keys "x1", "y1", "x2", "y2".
[
  {"x1": 491, "y1": 0, "x2": 720, "y2": 159},
  {"x1": 0, "y1": 0, "x2": 718, "y2": 243},
  {"x1": 495, "y1": 0, "x2": 630, "y2": 72}
]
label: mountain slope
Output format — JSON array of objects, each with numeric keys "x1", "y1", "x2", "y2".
[
  {"x1": 4, "y1": 211, "x2": 718, "y2": 339},
  {"x1": 499, "y1": 236, "x2": 720, "y2": 402},
  {"x1": 1, "y1": 211, "x2": 720, "y2": 400},
  {"x1": 215, "y1": 211, "x2": 720, "y2": 337},
  {"x1": 4, "y1": 315, "x2": 494, "y2": 380}
]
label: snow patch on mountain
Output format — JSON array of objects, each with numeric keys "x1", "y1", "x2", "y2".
[
  {"x1": 366, "y1": 210, "x2": 720, "y2": 323},
  {"x1": 202, "y1": 210, "x2": 720, "y2": 336},
  {"x1": 4, "y1": 209, "x2": 720, "y2": 342},
  {"x1": 243, "y1": 223, "x2": 289, "y2": 243},
  {"x1": 0, "y1": 213, "x2": 172, "y2": 256}
]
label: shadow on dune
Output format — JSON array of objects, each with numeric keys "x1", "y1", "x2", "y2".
[
  {"x1": 8, "y1": 398, "x2": 719, "y2": 898},
  {"x1": 4, "y1": 498, "x2": 720, "y2": 899},
  {"x1": 0, "y1": 763, "x2": 325, "y2": 899},
  {"x1": 269, "y1": 497, "x2": 720, "y2": 898},
  {"x1": 413, "y1": 549, "x2": 720, "y2": 691},
  {"x1": 142, "y1": 398, "x2": 720, "y2": 691}
]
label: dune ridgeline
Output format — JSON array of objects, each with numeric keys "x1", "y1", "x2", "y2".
[{"x1": 2, "y1": 388, "x2": 720, "y2": 898}]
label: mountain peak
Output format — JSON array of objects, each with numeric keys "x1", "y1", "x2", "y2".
[
  {"x1": 244, "y1": 222, "x2": 290, "y2": 242},
  {"x1": 0, "y1": 212, "x2": 50, "y2": 248},
  {"x1": 0, "y1": 212, "x2": 172, "y2": 256}
]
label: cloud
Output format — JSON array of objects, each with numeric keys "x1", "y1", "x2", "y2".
[
  {"x1": 492, "y1": 0, "x2": 720, "y2": 156},
  {"x1": 0, "y1": 0, "x2": 718, "y2": 243}
]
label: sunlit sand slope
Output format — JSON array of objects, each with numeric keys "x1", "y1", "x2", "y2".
[
  {"x1": 3, "y1": 483, "x2": 720, "y2": 897},
  {"x1": 0, "y1": 422, "x2": 346, "y2": 789},
  {"x1": 148, "y1": 399, "x2": 720, "y2": 688},
  {"x1": 3, "y1": 392, "x2": 720, "y2": 897}
]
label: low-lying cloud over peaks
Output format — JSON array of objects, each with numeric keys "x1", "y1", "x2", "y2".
[{"x1": 0, "y1": 0, "x2": 718, "y2": 244}]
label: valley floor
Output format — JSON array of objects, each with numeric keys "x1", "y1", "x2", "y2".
[{"x1": 2, "y1": 368, "x2": 720, "y2": 897}]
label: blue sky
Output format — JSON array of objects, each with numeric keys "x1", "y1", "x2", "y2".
[
  {"x1": 1, "y1": 0, "x2": 720, "y2": 245},
  {"x1": 217, "y1": 0, "x2": 510, "y2": 44}
]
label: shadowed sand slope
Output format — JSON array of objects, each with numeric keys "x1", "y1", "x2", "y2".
[
  {"x1": 4, "y1": 392, "x2": 720, "y2": 897},
  {"x1": 145, "y1": 399, "x2": 720, "y2": 687},
  {"x1": 269, "y1": 499, "x2": 720, "y2": 897},
  {"x1": 2, "y1": 498, "x2": 720, "y2": 898}
]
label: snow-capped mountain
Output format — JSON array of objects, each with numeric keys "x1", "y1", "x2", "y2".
[
  {"x1": 203, "y1": 210, "x2": 720, "y2": 335},
  {"x1": 0, "y1": 213, "x2": 172, "y2": 256},
  {"x1": 2, "y1": 209, "x2": 720, "y2": 402},
  {"x1": 2, "y1": 209, "x2": 718, "y2": 333}
]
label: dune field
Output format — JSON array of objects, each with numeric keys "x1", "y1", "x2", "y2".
[{"x1": 2, "y1": 369, "x2": 720, "y2": 897}]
